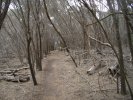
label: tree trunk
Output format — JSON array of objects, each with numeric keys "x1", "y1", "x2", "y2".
[
  {"x1": 106, "y1": 0, "x2": 126, "y2": 95},
  {"x1": 120, "y1": 0, "x2": 133, "y2": 65},
  {"x1": 26, "y1": 0, "x2": 37, "y2": 85},
  {"x1": 27, "y1": 38, "x2": 37, "y2": 85},
  {"x1": 0, "y1": 0, "x2": 11, "y2": 29}
]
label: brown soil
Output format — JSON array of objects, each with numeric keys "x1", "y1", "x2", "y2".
[{"x1": 0, "y1": 50, "x2": 132, "y2": 100}]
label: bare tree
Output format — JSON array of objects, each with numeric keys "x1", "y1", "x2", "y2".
[
  {"x1": 13, "y1": 0, "x2": 38, "y2": 85},
  {"x1": 0, "y1": 0, "x2": 11, "y2": 29},
  {"x1": 106, "y1": 0, "x2": 126, "y2": 95}
]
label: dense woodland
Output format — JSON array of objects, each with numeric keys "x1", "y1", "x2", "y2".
[{"x1": 0, "y1": 0, "x2": 133, "y2": 100}]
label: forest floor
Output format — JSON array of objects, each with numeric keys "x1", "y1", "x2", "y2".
[{"x1": 0, "y1": 50, "x2": 133, "y2": 100}]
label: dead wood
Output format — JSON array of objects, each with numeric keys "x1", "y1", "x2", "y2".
[
  {"x1": 88, "y1": 36, "x2": 111, "y2": 47},
  {"x1": 0, "y1": 74, "x2": 30, "y2": 82},
  {"x1": 0, "y1": 67, "x2": 30, "y2": 83},
  {"x1": 0, "y1": 67, "x2": 29, "y2": 75},
  {"x1": 87, "y1": 60, "x2": 106, "y2": 75}
]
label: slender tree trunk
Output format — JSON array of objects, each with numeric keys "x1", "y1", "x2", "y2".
[
  {"x1": 120, "y1": 0, "x2": 133, "y2": 65},
  {"x1": 83, "y1": 25, "x2": 88, "y2": 50},
  {"x1": 27, "y1": 38, "x2": 37, "y2": 85},
  {"x1": 0, "y1": 0, "x2": 11, "y2": 29},
  {"x1": 37, "y1": 25, "x2": 42, "y2": 71},
  {"x1": 107, "y1": 0, "x2": 126, "y2": 95},
  {"x1": 27, "y1": 0, "x2": 37, "y2": 85}
]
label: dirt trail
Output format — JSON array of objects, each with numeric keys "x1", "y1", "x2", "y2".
[
  {"x1": 41, "y1": 51, "x2": 88, "y2": 100},
  {"x1": 43, "y1": 55, "x2": 66, "y2": 100},
  {"x1": 41, "y1": 51, "x2": 80, "y2": 100},
  {"x1": 0, "y1": 51, "x2": 132, "y2": 100}
]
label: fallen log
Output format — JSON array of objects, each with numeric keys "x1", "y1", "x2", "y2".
[
  {"x1": 0, "y1": 74, "x2": 30, "y2": 82},
  {"x1": 0, "y1": 67, "x2": 30, "y2": 83},
  {"x1": 87, "y1": 65, "x2": 96, "y2": 75},
  {"x1": 87, "y1": 60, "x2": 106, "y2": 75},
  {"x1": 0, "y1": 67, "x2": 29, "y2": 75}
]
